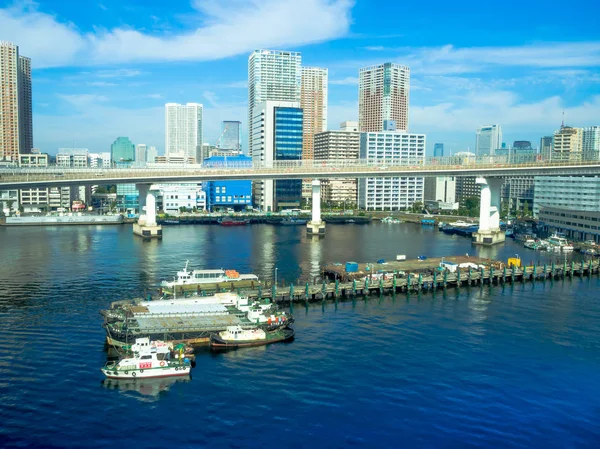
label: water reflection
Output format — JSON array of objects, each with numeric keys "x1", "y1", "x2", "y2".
[{"x1": 101, "y1": 376, "x2": 191, "y2": 402}]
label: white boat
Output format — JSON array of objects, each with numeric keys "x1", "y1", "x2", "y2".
[
  {"x1": 547, "y1": 234, "x2": 574, "y2": 251},
  {"x1": 382, "y1": 216, "x2": 401, "y2": 224},
  {"x1": 101, "y1": 337, "x2": 192, "y2": 379},
  {"x1": 161, "y1": 261, "x2": 258, "y2": 288}
]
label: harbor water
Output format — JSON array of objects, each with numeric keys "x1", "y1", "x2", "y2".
[{"x1": 1, "y1": 223, "x2": 599, "y2": 448}]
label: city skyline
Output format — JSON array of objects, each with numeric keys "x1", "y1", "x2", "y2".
[{"x1": 0, "y1": 1, "x2": 599, "y2": 154}]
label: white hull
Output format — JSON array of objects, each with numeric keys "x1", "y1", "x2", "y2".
[{"x1": 102, "y1": 365, "x2": 191, "y2": 379}]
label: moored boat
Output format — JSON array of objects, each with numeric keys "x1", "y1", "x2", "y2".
[
  {"x1": 101, "y1": 337, "x2": 193, "y2": 379},
  {"x1": 161, "y1": 261, "x2": 259, "y2": 289},
  {"x1": 280, "y1": 218, "x2": 308, "y2": 225},
  {"x1": 219, "y1": 218, "x2": 248, "y2": 226},
  {"x1": 210, "y1": 325, "x2": 295, "y2": 350}
]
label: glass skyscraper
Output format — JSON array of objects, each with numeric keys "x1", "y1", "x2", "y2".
[
  {"x1": 433, "y1": 143, "x2": 444, "y2": 157},
  {"x1": 220, "y1": 121, "x2": 242, "y2": 152},
  {"x1": 250, "y1": 100, "x2": 303, "y2": 211},
  {"x1": 111, "y1": 137, "x2": 135, "y2": 163},
  {"x1": 274, "y1": 107, "x2": 303, "y2": 210}
]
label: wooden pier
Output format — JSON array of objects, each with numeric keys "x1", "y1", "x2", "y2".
[{"x1": 170, "y1": 259, "x2": 600, "y2": 304}]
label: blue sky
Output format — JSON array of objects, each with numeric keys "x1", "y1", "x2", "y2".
[{"x1": 1, "y1": 0, "x2": 599, "y2": 156}]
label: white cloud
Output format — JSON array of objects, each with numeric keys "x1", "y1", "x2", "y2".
[
  {"x1": 410, "y1": 92, "x2": 600, "y2": 133},
  {"x1": 0, "y1": 0, "x2": 354, "y2": 68},
  {"x1": 146, "y1": 93, "x2": 164, "y2": 99},
  {"x1": 87, "y1": 81, "x2": 117, "y2": 87},
  {"x1": 94, "y1": 69, "x2": 143, "y2": 78}
]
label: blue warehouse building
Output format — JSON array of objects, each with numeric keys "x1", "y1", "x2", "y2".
[{"x1": 203, "y1": 155, "x2": 253, "y2": 211}]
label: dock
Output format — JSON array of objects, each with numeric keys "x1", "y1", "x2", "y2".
[{"x1": 168, "y1": 258, "x2": 600, "y2": 304}]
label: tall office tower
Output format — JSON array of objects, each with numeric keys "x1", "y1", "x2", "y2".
[
  {"x1": 433, "y1": 143, "x2": 444, "y2": 157},
  {"x1": 135, "y1": 144, "x2": 147, "y2": 163},
  {"x1": 147, "y1": 146, "x2": 158, "y2": 163},
  {"x1": 0, "y1": 41, "x2": 33, "y2": 160},
  {"x1": 165, "y1": 103, "x2": 203, "y2": 162},
  {"x1": 553, "y1": 125, "x2": 583, "y2": 161},
  {"x1": 475, "y1": 125, "x2": 502, "y2": 156},
  {"x1": 358, "y1": 127, "x2": 426, "y2": 211},
  {"x1": 540, "y1": 136, "x2": 553, "y2": 159},
  {"x1": 111, "y1": 137, "x2": 135, "y2": 163},
  {"x1": 582, "y1": 126, "x2": 600, "y2": 161},
  {"x1": 219, "y1": 121, "x2": 242, "y2": 152},
  {"x1": 251, "y1": 100, "x2": 303, "y2": 211},
  {"x1": 301, "y1": 67, "x2": 328, "y2": 160},
  {"x1": 248, "y1": 50, "x2": 302, "y2": 156},
  {"x1": 359, "y1": 62, "x2": 410, "y2": 132},
  {"x1": 314, "y1": 122, "x2": 360, "y2": 205}
]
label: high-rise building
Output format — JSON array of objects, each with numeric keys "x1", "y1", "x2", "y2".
[
  {"x1": 582, "y1": 126, "x2": 600, "y2": 161},
  {"x1": 135, "y1": 144, "x2": 147, "y2": 163},
  {"x1": 146, "y1": 146, "x2": 158, "y2": 163},
  {"x1": 165, "y1": 103, "x2": 203, "y2": 161},
  {"x1": 219, "y1": 121, "x2": 242, "y2": 152},
  {"x1": 552, "y1": 126, "x2": 582, "y2": 161},
  {"x1": 475, "y1": 125, "x2": 502, "y2": 156},
  {"x1": 358, "y1": 130, "x2": 425, "y2": 210},
  {"x1": 111, "y1": 137, "x2": 135, "y2": 163},
  {"x1": 0, "y1": 41, "x2": 33, "y2": 160},
  {"x1": 251, "y1": 100, "x2": 303, "y2": 211},
  {"x1": 88, "y1": 152, "x2": 111, "y2": 168},
  {"x1": 540, "y1": 136, "x2": 553, "y2": 159},
  {"x1": 301, "y1": 67, "x2": 328, "y2": 160},
  {"x1": 534, "y1": 176, "x2": 600, "y2": 217},
  {"x1": 248, "y1": 50, "x2": 302, "y2": 156},
  {"x1": 433, "y1": 143, "x2": 444, "y2": 158},
  {"x1": 359, "y1": 63, "x2": 410, "y2": 132},
  {"x1": 314, "y1": 122, "x2": 360, "y2": 205}
]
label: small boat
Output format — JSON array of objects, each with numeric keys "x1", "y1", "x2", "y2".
[
  {"x1": 505, "y1": 229, "x2": 514, "y2": 238},
  {"x1": 523, "y1": 239, "x2": 537, "y2": 249},
  {"x1": 382, "y1": 216, "x2": 401, "y2": 224},
  {"x1": 345, "y1": 219, "x2": 356, "y2": 223},
  {"x1": 547, "y1": 234, "x2": 574, "y2": 251},
  {"x1": 101, "y1": 338, "x2": 193, "y2": 379},
  {"x1": 210, "y1": 325, "x2": 295, "y2": 350},
  {"x1": 280, "y1": 218, "x2": 307, "y2": 225},
  {"x1": 219, "y1": 218, "x2": 248, "y2": 226}
]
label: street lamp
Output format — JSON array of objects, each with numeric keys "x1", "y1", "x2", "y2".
[{"x1": 275, "y1": 267, "x2": 278, "y2": 287}]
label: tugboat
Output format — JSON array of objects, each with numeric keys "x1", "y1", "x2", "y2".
[
  {"x1": 210, "y1": 325, "x2": 295, "y2": 350},
  {"x1": 101, "y1": 338, "x2": 193, "y2": 379}
]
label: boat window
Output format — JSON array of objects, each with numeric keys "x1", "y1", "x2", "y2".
[{"x1": 140, "y1": 355, "x2": 152, "y2": 360}]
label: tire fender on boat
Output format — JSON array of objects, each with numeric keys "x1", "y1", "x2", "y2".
[
  {"x1": 132, "y1": 371, "x2": 136, "y2": 377},
  {"x1": 139, "y1": 370, "x2": 144, "y2": 373},
  {"x1": 160, "y1": 361, "x2": 166, "y2": 367},
  {"x1": 124, "y1": 371, "x2": 128, "y2": 375}
]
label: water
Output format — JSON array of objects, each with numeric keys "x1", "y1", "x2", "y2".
[{"x1": 1, "y1": 223, "x2": 599, "y2": 448}]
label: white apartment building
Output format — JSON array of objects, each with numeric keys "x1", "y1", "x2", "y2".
[
  {"x1": 582, "y1": 126, "x2": 600, "y2": 161},
  {"x1": 314, "y1": 122, "x2": 360, "y2": 204},
  {"x1": 358, "y1": 131, "x2": 426, "y2": 210},
  {"x1": 248, "y1": 50, "x2": 302, "y2": 155},
  {"x1": 1, "y1": 41, "x2": 33, "y2": 160},
  {"x1": 88, "y1": 152, "x2": 111, "y2": 168},
  {"x1": 158, "y1": 184, "x2": 206, "y2": 215},
  {"x1": 18, "y1": 152, "x2": 50, "y2": 212},
  {"x1": 476, "y1": 125, "x2": 502, "y2": 156},
  {"x1": 165, "y1": 103, "x2": 203, "y2": 162},
  {"x1": 359, "y1": 63, "x2": 410, "y2": 132},
  {"x1": 57, "y1": 148, "x2": 89, "y2": 167}
]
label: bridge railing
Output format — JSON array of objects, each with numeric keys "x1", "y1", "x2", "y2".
[{"x1": 0, "y1": 155, "x2": 598, "y2": 183}]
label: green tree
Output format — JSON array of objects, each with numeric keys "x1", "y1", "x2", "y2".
[
  {"x1": 411, "y1": 201, "x2": 423, "y2": 213},
  {"x1": 522, "y1": 201, "x2": 530, "y2": 217}
]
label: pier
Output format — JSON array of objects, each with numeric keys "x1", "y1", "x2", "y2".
[{"x1": 162, "y1": 257, "x2": 600, "y2": 304}]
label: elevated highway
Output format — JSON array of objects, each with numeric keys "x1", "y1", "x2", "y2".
[{"x1": 1, "y1": 157, "x2": 600, "y2": 189}]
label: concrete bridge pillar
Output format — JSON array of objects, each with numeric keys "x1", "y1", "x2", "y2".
[
  {"x1": 472, "y1": 177, "x2": 504, "y2": 245},
  {"x1": 306, "y1": 180, "x2": 325, "y2": 236},
  {"x1": 133, "y1": 184, "x2": 162, "y2": 239}
]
